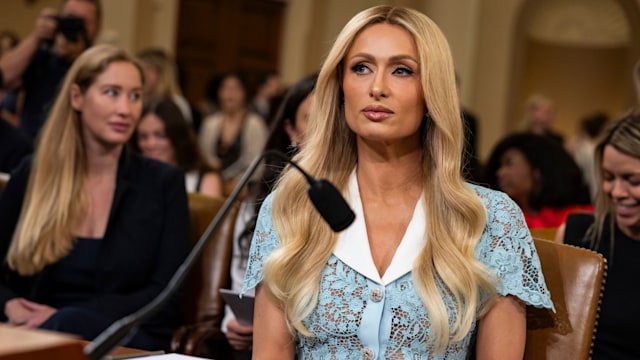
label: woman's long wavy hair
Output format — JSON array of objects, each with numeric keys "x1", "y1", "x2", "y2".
[
  {"x1": 586, "y1": 111, "x2": 640, "y2": 255},
  {"x1": 262, "y1": 5, "x2": 495, "y2": 353},
  {"x1": 7, "y1": 44, "x2": 143, "y2": 275},
  {"x1": 236, "y1": 72, "x2": 318, "y2": 268}
]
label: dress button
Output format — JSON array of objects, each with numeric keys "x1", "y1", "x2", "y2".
[
  {"x1": 370, "y1": 288, "x2": 384, "y2": 302},
  {"x1": 362, "y1": 348, "x2": 375, "y2": 360}
]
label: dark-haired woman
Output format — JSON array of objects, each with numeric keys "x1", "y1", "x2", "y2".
[
  {"x1": 134, "y1": 96, "x2": 223, "y2": 197},
  {"x1": 484, "y1": 132, "x2": 592, "y2": 228},
  {"x1": 222, "y1": 72, "x2": 318, "y2": 357},
  {"x1": 198, "y1": 72, "x2": 268, "y2": 195}
]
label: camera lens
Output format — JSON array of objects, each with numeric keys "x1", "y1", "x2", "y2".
[{"x1": 57, "y1": 15, "x2": 86, "y2": 43}]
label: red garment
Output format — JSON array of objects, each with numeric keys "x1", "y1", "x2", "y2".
[{"x1": 524, "y1": 205, "x2": 593, "y2": 229}]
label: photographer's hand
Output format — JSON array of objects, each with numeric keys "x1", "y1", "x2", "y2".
[
  {"x1": 0, "y1": 7, "x2": 58, "y2": 89},
  {"x1": 33, "y1": 7, "x2": 59, "y2": 43}
]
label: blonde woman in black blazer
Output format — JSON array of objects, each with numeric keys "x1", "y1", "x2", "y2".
[{"x1": 0, "y1": 45, "x2": 190, "y2": 351}]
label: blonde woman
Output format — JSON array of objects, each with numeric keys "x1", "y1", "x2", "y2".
[
  {"x1": 242, "y1": 6, "x2": 553, "y2": 359},
  {"x1": 521, "y1": 93, "x2": 564, "y2": 145},
  {"x1": 556, "y1": 112, "x2": 640, "y2": 359},
  {"x1": 137, "y1": 47, "x2": 193, "y2": 123},
  {"x1": 0, "y1": 44, "x2": 190, "y2": 351}
]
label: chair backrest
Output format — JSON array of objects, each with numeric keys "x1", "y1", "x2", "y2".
[
  {"x1": 525, "y1": 238, "x2": 607, "y2": 359},
  {"x1": 182, "y1": 193, "x2": 240, "y2": 325},
  {"x1": 529, "y1": 227, "x2": 558, "y2": 241}
]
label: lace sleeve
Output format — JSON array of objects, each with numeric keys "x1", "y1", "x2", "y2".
[
  {"x1": 474, "y1": 186, "x2": 555, "y2": 310},
  {"x1": 241, "y1": 193, "x2": 279, "y2": 295}
]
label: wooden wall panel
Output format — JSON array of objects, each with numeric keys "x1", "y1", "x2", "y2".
[{"x1": 176, "y1": 0, "x2": 285, "y2": 107}]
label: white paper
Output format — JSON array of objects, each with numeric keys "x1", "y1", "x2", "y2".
[{"x1": 129, "y1": 354, "x2": 210, "y2": 359}]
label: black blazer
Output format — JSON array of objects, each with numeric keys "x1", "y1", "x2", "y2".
[
  {"x1": 0, "y1": 151, "x2": 190, "y2": 339},
  {"x1": 0, "y1": 118, "x2": 32, "y2": 174}
]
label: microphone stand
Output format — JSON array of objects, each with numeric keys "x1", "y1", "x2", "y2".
[{"x1": 84, "y1": 150, "x2": 354, "y2": 360}]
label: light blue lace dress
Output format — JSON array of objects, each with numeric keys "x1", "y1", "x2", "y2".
[{"x1": 242, "y1": 173, "x2": 554, "y2": 360}]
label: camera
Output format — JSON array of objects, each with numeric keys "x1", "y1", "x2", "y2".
[{"x1": 55, "y1": 15, "x2": 86, "y2": 43}]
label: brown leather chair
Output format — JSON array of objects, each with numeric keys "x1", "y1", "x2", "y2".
[
  {"x1": 171, "y1": 193, "x2": 240, "y2": 357},
  {"x1": 525, "y1": 238, "x2": 607, "y2": 359},
  {"x1": 172, "y1": 201, "x2": 606, "y2": 359},
  {"x1": 529, "y1": 227, "x2": 558, "y2": 241}
]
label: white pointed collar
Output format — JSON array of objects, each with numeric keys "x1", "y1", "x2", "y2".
[{"x1": 333, "y1": 169, "x2": 426, "y2": 285}]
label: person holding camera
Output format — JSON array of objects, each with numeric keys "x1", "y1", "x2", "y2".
[{"x1": 0, "y1": 0, "x2": 101, "y2": 143}]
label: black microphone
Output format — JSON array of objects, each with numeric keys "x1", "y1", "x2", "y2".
[
  {"x1": 84, "y1": 149, "x2": 355, "y2": 360},
  {"x1": 266, "y1": 150, "x2": 355, "y2": 231}
]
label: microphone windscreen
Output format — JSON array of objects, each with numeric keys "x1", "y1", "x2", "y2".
[{"x1": 307, "y1": 179, "x2": 355, "y2": 232}]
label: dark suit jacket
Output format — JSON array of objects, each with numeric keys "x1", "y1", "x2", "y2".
[
  {"x1": 0, "y1": 151, "x2": 190, "y2": 339},
  {"x1": 0, "y1": 118, "x2": 32, "y2": 174}
]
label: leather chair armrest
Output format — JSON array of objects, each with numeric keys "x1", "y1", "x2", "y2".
[
  {"x1": 182, "y1": 321, "x2": 227, "y2": 356},
  {"x1": 170, "y1": 324, "x2": 191, "y2": 353},
  {"x1": 171, "y1": 320, "x2": 230, "y2": 356},
  {"x1": 174, "y1": 194, "x2": 240, "y2": 357}
]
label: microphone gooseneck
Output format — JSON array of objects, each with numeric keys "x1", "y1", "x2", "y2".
[
  {"x1": 84, "y1": 150, "x2": 354, "y2": 360},
  {"x1": 264, "y1": 150, "x2": 355, "y2": 232}
]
